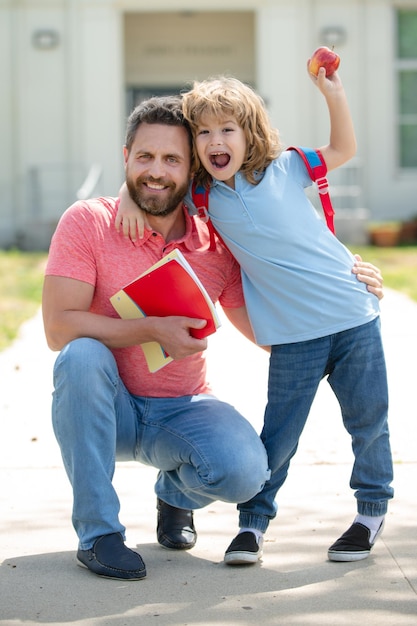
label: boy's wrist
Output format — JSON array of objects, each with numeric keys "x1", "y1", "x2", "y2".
[{"x1": 324, "y1": 86, "x2": 346, "y2": 101}]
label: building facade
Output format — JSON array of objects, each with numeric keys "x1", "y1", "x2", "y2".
[{"x1": 1, "y1": 0, "x2": 417, "y2": 248}]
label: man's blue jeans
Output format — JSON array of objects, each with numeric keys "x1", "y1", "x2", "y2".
[
  {"x1": 51, "y1": 338, "x2": 270, "y2": 550},
  {"x1": 238, "y1": 317, "x2": 394, "y2": 533}
]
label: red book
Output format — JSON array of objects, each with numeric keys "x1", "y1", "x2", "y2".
[{"x1": 110, "y1": 248, "x2": 220, "y2": 372}]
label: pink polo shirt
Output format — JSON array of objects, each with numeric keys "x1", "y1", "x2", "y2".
[{"x1": 45, "y1": 197, "x2": 244, "y2": 397}]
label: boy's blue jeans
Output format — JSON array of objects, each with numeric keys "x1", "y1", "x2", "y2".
[
  {"x1": 52, "y1": 338, "x2": 270, "y2": 550},
  {"x1": 238, "y1": 317, "x2": 394, "y2": 533}
]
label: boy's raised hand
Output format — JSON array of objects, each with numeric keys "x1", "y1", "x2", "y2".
[
  {"x1": 307, "y1": 53, "x2": 356, "y2": 172},
  {"x1": 307, "y1": 61, "x2": 343, "y2": 95}
]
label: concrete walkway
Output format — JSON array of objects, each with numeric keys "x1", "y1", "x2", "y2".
[{"x1": 1, "y1": 289, "x2": 416, "y2": 625}]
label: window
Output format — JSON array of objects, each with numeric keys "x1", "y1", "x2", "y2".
[
  {"x1": 396, "y1": 9, "x2": 417, "y2": 168},
  {"x1": 126, "y1": 86, "x2": 185, "y2": 116}
]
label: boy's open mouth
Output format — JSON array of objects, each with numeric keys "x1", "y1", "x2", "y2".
[{"x1": 210, "y1": 152, "x2": 230, "y2": 168}]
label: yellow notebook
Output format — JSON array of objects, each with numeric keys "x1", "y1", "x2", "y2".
[{"x1": 110, "y1": 248, "x2": 220, "y2": 372}]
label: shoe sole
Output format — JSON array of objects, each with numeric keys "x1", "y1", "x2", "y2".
[
  {"x1": 224, "y1": 550, "x2": 262, "y2": 565},
  {"x1": 77, "y1": 558, "x2": 147, "y2": 580},
  {"x1": 158, "y1": 540, "x2": 196, "y2": 551},
  {"x1": 328, "y1": 550, "x2": 370, "y2": 562}
]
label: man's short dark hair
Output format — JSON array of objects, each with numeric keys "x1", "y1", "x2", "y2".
[{"x1": 125, "y1": 95, "x2": 192, "y2": 153}]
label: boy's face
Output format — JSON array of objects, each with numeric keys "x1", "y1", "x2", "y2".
[{"x1": 194, "y1": 114, "x2": 247, "y2": 188}]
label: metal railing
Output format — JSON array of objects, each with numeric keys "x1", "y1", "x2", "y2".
[
  {"x1": 2, "y1": 162, "x2": 103, "y2": 249},
  {"x1": 76, "y1": 164, "x2": 103, "y2": 200}
]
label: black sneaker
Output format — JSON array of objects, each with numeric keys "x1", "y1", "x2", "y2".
[
  {"x1": 328, "y1": 520, "x2": 385, "y2": 562},
  {"x1": 77, "y1": 533, "x2": 146, "y2": 580},
  {"x1": 224, "y1": 531, "x2": 263, "y2": 565}
]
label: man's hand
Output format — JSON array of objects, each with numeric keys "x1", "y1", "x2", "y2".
[
  {"x1": 150, "y1": 316, "x2": 208, "y2": 360},
  {"x1": 352, "y1": 254, "x2": 384, "y2": 300}
]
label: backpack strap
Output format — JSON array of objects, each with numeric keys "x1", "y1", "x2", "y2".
[
  {"x1": 287, "y1": 146, "x2": 335, "y2": 234},
  {"x1": 191, "y1": 181, "x2": 220, "y2": 251}
]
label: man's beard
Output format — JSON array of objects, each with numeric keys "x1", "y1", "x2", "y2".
[{"x1": 125, "y1": 174, "x2": 189, "y2": 218}]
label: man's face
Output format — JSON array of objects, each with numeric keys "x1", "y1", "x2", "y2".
[{"x1": 124, "y1": 123, "x2": 191, "y2": 217}]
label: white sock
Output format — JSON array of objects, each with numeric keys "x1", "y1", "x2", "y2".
[
  {"x1": 239, "y1": 528, "x2": 263, "y2": 543},
  {"x1": 354, "y1": 514, "x2": 385, "y2": 543}
]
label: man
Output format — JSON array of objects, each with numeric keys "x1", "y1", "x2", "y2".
[
  {"x1": 42, "y1": 96, "x2": 270, "y2": 581},
  {"x1": 43, "y1": 96, "x2": 383, "y2": 581}
]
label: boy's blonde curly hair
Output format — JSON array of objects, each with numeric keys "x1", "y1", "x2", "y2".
[{"x1": 182, "y1": 76, "x2": 283, "y2": 187}]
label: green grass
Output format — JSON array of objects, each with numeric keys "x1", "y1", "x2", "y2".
[
  {"x1": 353, "y1": 245, "x2": 417, "y2": 302},
  {"x1": 0, "y1": 250, "x2": 47, "y2": 351},
  {"x1": 0, "y1": 246, "x2": 416, "y2": 352}
]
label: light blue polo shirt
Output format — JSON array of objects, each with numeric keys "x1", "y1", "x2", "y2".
[{"x1": 186, "y1": 150, "x2": 379, "y2": 346}]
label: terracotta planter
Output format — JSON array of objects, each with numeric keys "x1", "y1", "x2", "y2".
[
  {"x1": 369, "y1": 226, "x2": 402, "y2": 247},
  {"x1": 400, "y1": 221, "x2": 417, "y2": 244}
]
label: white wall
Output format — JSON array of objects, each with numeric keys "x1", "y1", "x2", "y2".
[
  {"x1": 0, "y1": 0, "x2": 124, "y2": 248},
  {"x1": 0, "y1": 1, "x2": 17, "y2": 245},
  {"x1": 124, "y1": 11, "x2": 255, "y2": 87},
  {"x1": 256, "y1": 0, "x2": 417, "y2": 221},
  {"x1": 1, "y1": 0, "x2": 417, "y2": 249}
]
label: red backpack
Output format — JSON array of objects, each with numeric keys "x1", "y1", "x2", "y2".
[{"x1": 191, "y1": 146, "x2": 335, "y2": 251}]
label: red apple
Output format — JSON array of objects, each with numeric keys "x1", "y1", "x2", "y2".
[{"x1": 308, "y1": 46, "x2": 340, "y2": 77}]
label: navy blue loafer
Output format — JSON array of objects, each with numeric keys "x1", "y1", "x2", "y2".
[{"x1": 77, "y1": 532, "x2": 146, "y2": 580}]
